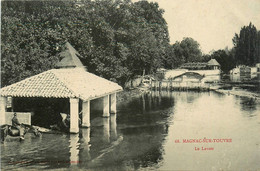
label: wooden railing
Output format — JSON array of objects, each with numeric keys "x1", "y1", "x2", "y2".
[{"x1": 151, "y1": 80, "x2": 210, "y2": 91}]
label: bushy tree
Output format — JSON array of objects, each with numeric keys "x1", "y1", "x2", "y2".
[
  {"x1": 1, "y1": 1, "x2": 67, "y2": 86},
  {"x1": 232, "y1": 22, "x2": 260, "y2": 66},
  {"x1": 209, "y1": 50, "x2": 235, "y2": 73},
  {"x1": 163, "y1": 37, "x2": 202, "y2": 69},
  {"x1": 179, "y1": 37, "x2": 202, "y2": 62},
  {"x1": 1, "y1": 0, "x2": 170, "y2": 87}
]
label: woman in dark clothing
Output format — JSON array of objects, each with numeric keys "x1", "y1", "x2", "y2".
[{"x1": 11, "y1": 113, "x2": 24, "y2": 138}]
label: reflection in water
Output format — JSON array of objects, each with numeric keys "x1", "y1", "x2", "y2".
[
  {"x1": 158, "y1": 92, "x2": 260, "y2": 171},
  {"x1": 77, "y1": 116, "x2": 118, "y2": 169},
  {"x1": 103, "y1": 118, "x2": 110, "y2": 143},
  {"x1": 1, "y1": 91, "x2": 260, "y2": 170},
  {"x1": 142, "y1": 94, "x2": 145, "y2": 113},
  {"x1": 110, "y1": 114, "x2": 117, "y2": 141},
  {"x1": 69, "y1": 134, "x2": 79, "y2": 167},
  {"x1": 158, "y1": 91, "x2": 162, "y2": 105},
  {"x1": 79, "y1": 128, "x2": 91, "y2": 163},
  {"x1": 148, "y1": 92, "x2": 152, "y2": 110},
  {"x1": 239, "y1": 97, "x2": 257, "y2": 113}
]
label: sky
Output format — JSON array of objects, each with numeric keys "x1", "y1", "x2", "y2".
[{"x1": 134, "y1": 0, "x2": 260, "y2": 54}]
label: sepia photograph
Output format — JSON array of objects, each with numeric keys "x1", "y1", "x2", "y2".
[{"x1": 0, "y1": 0, "x2": 260, "y2": 170}]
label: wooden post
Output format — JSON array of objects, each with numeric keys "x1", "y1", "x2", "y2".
[
  {"x1": 0, "y1": 96, "x2": 6, "y2": 125},
  {"x1": 70, "y1": 98, "x2": 79, "y2": 133},
  {"x1": 110, "y1": 93, "x2": 116, "y2": 114},
  {"x1": 103, "y1": 95, "x2": 110, "y2": 117},
  {"x1": 82, "y1": 100, "x2": 90, "y2": 127}
]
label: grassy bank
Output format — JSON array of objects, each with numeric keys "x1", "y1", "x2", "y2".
[{"x1": 116, "y1": 87, "x2": 150, "y2": 103}]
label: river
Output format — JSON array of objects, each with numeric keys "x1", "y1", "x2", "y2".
[{"x1": 1, "y1": 91, "x2": 260, "y2": 170}]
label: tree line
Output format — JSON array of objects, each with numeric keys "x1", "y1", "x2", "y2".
[
  {"x1": 1, "y1": 0, "x2": 260, "y2": 87},
  {"x1": 164, "y1": 22, "x2": 260, "y2": 73},
  {"x1": 1, "y1": 0, "x2": 169, "y2": 86},
  {"x1": 167, "y1": 23, "x2": 260, "y2": 73}
]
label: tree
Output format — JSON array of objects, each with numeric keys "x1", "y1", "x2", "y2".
[
  {"x1": 209, "y1": 50, "x2": 235, "y2": 73},
  {"x1": 179, "y1": 37, "x2": 202, "y2": 63},
  {"x1": 1, "y1": 1, "x2": 68, "y2": 86},
  {"x1": 164, "y1": 43, "x2": 185, "y2": 69},
  {"x1": 164, "y1": 38, "x2": 203, "y2": 69},
  {"x1": 1, "y1": 0, "x2": 170, "y2": 87},
  {"x1": 232, "y1": 22, "x2": 260, "y2": 66}
]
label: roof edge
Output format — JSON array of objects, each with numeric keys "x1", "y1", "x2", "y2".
[{"x1": 82, "y1": 89, "x2": 123, "y2": 102}]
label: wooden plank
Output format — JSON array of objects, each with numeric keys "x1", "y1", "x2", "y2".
[{"x1": 5, "y1": 112, "x2": 31, "y2": 125}]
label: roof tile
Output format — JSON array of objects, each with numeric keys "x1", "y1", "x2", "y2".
[{"x1": 1, "y1": 68, "x2": 122, "y2": 101}]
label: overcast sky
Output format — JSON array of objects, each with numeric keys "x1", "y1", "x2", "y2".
[{"x1": 134, "y1": 0, "x2": 260, "y2": 54}]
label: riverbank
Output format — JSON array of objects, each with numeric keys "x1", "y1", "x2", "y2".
[
  {"x1": 118, "y1": 83, "x2": 260, "y2": 103},
  {"x1": 213, "y1": 88, "x2": 260, "y2": 101},
  {"x1": 117, "y1": 86, "x2": 150, "y2": 103},
  {"x1": 209, "y1": 81, "x2": 260, "y2": 102}
]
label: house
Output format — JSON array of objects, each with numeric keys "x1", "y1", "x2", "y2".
[
  {"x1": 164, "y1": 59, "x2": 221, "y2": 83},
  {"x1": 256, "y1": 63, "x2": 260, "y2": 72},
  {"x1": 179, "y1": 59, "x2": 220, "y2": 71},
  {"x1": 230, "y1": 64, "x2": 258, "y2": 82},
  {"x1": 207, "y1": 59, "x2": 221, "y2": 70},
  {"x1": 0, "y1": 42, "x2": 123, "y2": 133}
]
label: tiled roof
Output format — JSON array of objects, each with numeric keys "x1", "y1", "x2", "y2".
[
  {"x1": 180, "y1": 63, "x2": 208, "y2": 69},
  {"x1": 179, "y1": 59, "x2": 220, "y2": 69},
  {"x1": 208, "y1": 59, "x2": 220, "y2": 66},
  {"x1": 1, "y1": 68, "x2": 123, "y2": 101}
]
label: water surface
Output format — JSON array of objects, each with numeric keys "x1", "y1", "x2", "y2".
[{"x1": 1, "y1": 91, "x2": 260, "y2": 170}]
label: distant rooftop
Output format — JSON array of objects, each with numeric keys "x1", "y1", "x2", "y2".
[
  {"x1": 56, "y1": 42, "x2": 84, "y2": 68},
  {"x1": 180, "y1": 59, "x2": 220, "y2": 70},
  {"x1": 207, "y1": 59, "x2": 220, "y2": 66},
  {"x1": 180, "y1": 63, "x2": 208, "y2": 69}
]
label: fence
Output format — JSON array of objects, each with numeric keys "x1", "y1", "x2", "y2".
[{"x1": 151, "y1": 80, "x2": 210, "y2": 91}]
